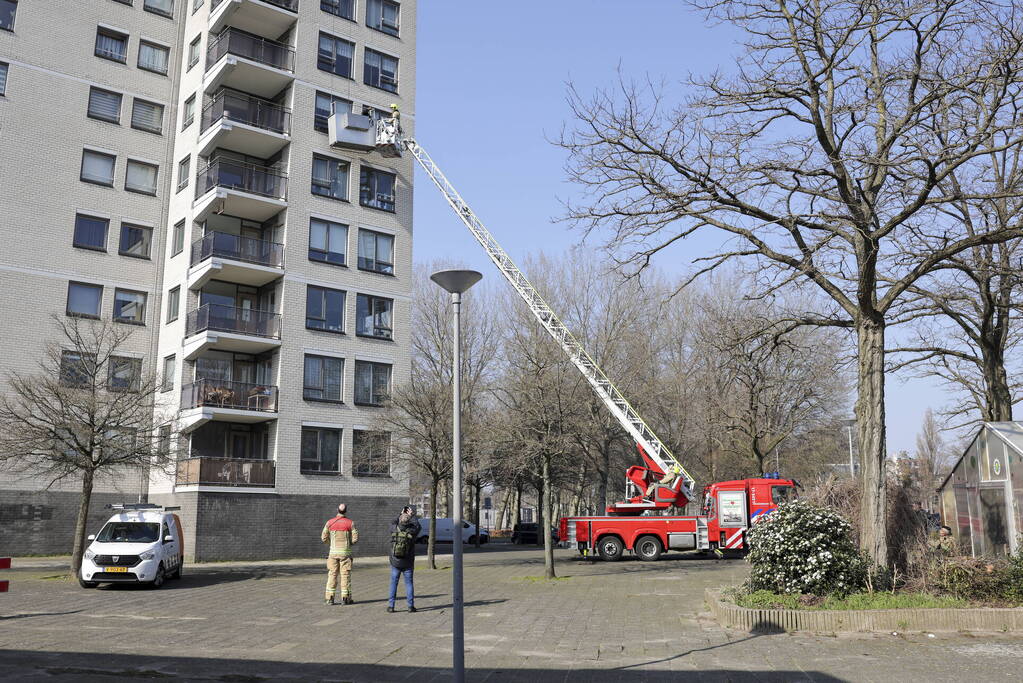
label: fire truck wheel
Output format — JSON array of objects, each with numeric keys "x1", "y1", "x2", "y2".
[
  {"x1": 635, "y1": 535, "x2": 663, "y2": 562},
  {"x1": 597, "y1": 536, "x2": 624, "y2": 562}
]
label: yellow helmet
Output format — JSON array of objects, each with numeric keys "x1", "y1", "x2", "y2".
[{"x1": 390, "y1": 103, "x2": 399, "y2": 110}]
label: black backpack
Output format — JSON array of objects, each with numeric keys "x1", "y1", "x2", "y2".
[{"x1": 391, "y1": 527, "x2": 414, "y2": 557}]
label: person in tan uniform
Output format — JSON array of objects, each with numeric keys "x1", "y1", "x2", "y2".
[{"x1": 321, "y1": 503, "x2": 359, "y2": 605}]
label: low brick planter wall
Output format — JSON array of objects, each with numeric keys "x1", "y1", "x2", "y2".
[{"x1": 706, "y1": 588, "x2": 1023, "y2": 633}]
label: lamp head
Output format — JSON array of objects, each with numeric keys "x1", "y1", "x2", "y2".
[{"x1": 430, "y1": 269, "x2": 482, "y2": 294}]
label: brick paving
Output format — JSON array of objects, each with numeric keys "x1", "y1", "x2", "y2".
[{"x1": 1, "y1": 544, "x2": 1022, "y2": 681}]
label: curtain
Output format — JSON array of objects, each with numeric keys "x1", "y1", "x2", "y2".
[
  {"x1": 126, "y1": 161, "x2": 158, "y2": 194},
  {"x1": 74, "y1": 216, "x2": 108, "y2": 248},
  {"x1": 96, "y1": 32, "x2": 126, "y2": 60},
  {"x1": 89, "y1": 89, "x2": 121, "y2": 121},
  {"x1": 138, "y1": 43, "x2": 169, "y2": 74},
  {"x1": 68, "y1": 284, "x2": 101, "y2": 316},
  {"x1": 82, "y1": 151, "x2": 114, "y2": 184},
  {"x1": 132, "y1": 100, "x2": 163, "y2": 132},
  {"x1": 145, "y1": 0, "x2": 173, "y2": 15}
]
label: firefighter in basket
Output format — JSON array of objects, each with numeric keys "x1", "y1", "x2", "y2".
[{"x1": 645, "y1": 463, "x2": 683, "y2": 500}]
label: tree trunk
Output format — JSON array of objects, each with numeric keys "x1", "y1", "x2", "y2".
[
  {"x1": 473, "y1": 481, "x2": 482, "y2": 549},
  {"x1": 856, "y1": 317, "x2": 889, "y2": 569},
  {"x1": 541, "y1": 454, "x2": 556, "y2": 579},
  {"x1": 428, "y1": 478, "x2": 438, "y2": 569},
  {"x1": 71, "y1": 468, "x2": 95, "y2": 575},
  {"x1": 514, "y1": 484, "x2": 522, "y2": 527},
  {"x1": 981, "y1": 345, "x2": 1014, "y2": 422},
  {"x1": 497, "y1": 488, "x2": 511, "y2": 530}
]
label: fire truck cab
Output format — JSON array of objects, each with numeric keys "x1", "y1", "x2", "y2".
[{"x1": 559, "y1": 475, "x2": 797, "y2": 561}]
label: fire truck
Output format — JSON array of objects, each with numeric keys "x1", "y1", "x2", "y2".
[{"x1": 334, "y1": 112, "x2": 797, "y2": 561}]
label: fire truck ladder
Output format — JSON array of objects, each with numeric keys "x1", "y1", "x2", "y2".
[{"x1": 396, "y1": 134, "x2": 696, "y2": 503}]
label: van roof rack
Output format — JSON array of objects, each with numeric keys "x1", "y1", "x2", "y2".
[{"x1": 105, "y1": 503, "x2": 180, "y2": 511}]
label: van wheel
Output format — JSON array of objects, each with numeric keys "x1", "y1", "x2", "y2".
[
  {"x1": 150, "y1": 564, "x2": 166, "y2": 589},
  {"x1": 78, "y1": 578, "x2": 98, "y2": 589},
  {"x1": 417, "y1": 536, "x2": 428, "y2": 545},
  {"x1": 171, "y1": 563, "x2": 183, "y2": 580},
  {"x1": 468, "y1": 535, "x2": 477, "y2": 545},
  {"x1": 597, "y1": 536, "x2": 624, "y2": 562},
  {"x1": 635, "y1": 535, "x2": 663, "y2": 562}
]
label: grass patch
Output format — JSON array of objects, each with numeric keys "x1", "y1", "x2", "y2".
[
  {"x1": 514, "y1": 575, "x2": 572, "y2": 582},
  {"x1": 734, "y1": 590, "x2": 967, "y2": 611}
]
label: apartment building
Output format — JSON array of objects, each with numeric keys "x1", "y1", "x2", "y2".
[{"x1": 0, "y1": 0, "x2": 416, "y2": 561}]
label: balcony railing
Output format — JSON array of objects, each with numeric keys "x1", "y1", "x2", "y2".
[
  {"x1": 181, "y1": 378, "x2": 279, "y2": 412},
  {"x1": 176, "y1": 456, "x2": 276, "y2": 487},
  {"x1": 186, "y1": 303, "x2": 282, "y2": 339},
  {"x1": 191, "y1": 232, "x2": 285, "y2": 269},
  {"x1": 206, "y1": 28, "x2": 295, "y2": 73},
  {"x1": 201, "y1": 89, "x2": 292, "y2": 136},
  {"x1": 195, "y1": 157, "x2": 288, "y2": 201},
  {"x1": 212, "y1": 0, "x2": 299, "y2": 12}
]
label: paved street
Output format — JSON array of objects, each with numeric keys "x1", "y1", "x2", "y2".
[{"x1": 1, "y1": 544, "x2": 1022, "y2": 681}]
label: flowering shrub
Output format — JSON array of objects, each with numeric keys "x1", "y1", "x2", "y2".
[{"x1": 745, "y1": 499, "x2": 866, "y2": 596}]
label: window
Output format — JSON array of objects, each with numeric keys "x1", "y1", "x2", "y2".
[
  {"x1": 303, "y1": 355, "x2": 343, "y2": 401},
  {"x1": 144, "y1": 0, "x2": 174, "y2": 18},
  {"x1": 138, "y1": 41, "x2": 170, "y2": 75},
  {"x1": 354, "y1": 360, "x2": 391, "y2": 406},
  {"x1": 367, "y1": 0, "x2": 399, "y2": 36},
  {"x1": 73, "y1": 214, "x2": 109, "y2": 251},
  {"x1": 314, "y1": 91, "x2": 351, "y2": 132},
  {"x1": 113, "y1": 288, "x2": 147, "y2": 324},
  {"x1": 158, "y1": 425, "x2": 171, "y2": 456},
  {"x1": 166, "y1": 286, "x2": 180, "y2": 322},
  {"x1": 87, "y1": 87, "x2": 122, "y2": 123},
  {"x1": 187, "y1": 35, "x2": 201, "y2": 70},
  {"x1": 162, "y1": 355, "x2": 176, "y2": 392},
  {"x1": 0, "y1": 0, "x2": 15, "y2": 32},
  {"x1": 182, "y1": 94, "x2": 196, "y2": 130},
  {"x1": 320, "y1": 0, "x2": 353, "y2": 21},
  {"x1": 131, "y1": 99, "x2": 163, "y2": 133},
  {"x1": 359, "y1": 166, "x2": 396, "y2": 212},
  {"x1": 172, "y1": 220, "x2": 185, "y2": 256},
  {"x1": 352, "y1": 430, "x2": 390, "y2": 477},
  {"x1": 177, "y1": 156, "x2": 190, "y2": 192},
  {"x1": 81, "y1": 149, "x2": 116, "y2": 186},
  {"x1": 60, "y1": 351, "x2": 97, "y2": 388},
  {"x1": 192, "y1": 0, "x2": 203, "y2": 13},
  {"x1": 109, "y1": 356, "x2": 142, "y2": 392},
  {"x1": 364, "y1": 48, "x2": 398, "y2": 93},
  {"x1": 312, "y1": 155, "x2": 349, "y2": 200},
  {"x1": 0, "y1": 62, "x2": 7, "y2": 95},
  {"x1": 125, "y1": 159, "x2": 159, "y2": 195},
  {"x1": 317, "y1": 33, "x2": 354, "y2": 78},
  {"x1": 306, "y1": 285, "x2": 345, "y2": 333},
  {"x1": 95, "y1": 28, "x2": 128, "y2": 63},
  {"x1": 301, "y1": 427, "x2": 342, "y2": 473},
  {"x1": 67, "y1": 282, "x2": 103, "y2": 318},
  {"x1": 309, "y1": 218, "x2": 347, "y2": 265},
  {"x1": 119, "y1": 223, "x2": 152, "y2": 258},
  {"x1": 358, "y1": 229, "x2": 394, "y2": 274},
  {"x1": 356, "y1": 294, "x2": 393, "y2": 340}
]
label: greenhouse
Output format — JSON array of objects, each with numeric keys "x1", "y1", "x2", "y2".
[{"x1": 937, "y1": 422, "x2": 1023, "y2": 557}]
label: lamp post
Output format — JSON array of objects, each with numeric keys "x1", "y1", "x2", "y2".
[
  {"x1": 842, "y1": 419, "x2": 856, "y2": 477},
  {"x1": 430, "y1": 268, "x2": 482, "y2": 683}
]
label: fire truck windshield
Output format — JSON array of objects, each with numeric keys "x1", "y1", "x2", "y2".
[{"x1": 771, "y1": 486, "x2": 796, "y2": 504}]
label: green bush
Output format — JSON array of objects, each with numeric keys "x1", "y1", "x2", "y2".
[
  {"x1": 928, "y1": 553, "x2": 1023, "y2": 604},
  {"x1": 733, "y1": 590, "x2": 965, "y2": 611},
  {"x1": 745, "y1": 499, "x2": 866, "y2": 596}
]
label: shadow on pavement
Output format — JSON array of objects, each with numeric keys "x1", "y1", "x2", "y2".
[
  {"x1": 0, "y1": 649, "x2": 847, "y2": 682},
  {"x1": 0, "y1": 610, "x2": 84, "y2": 621}
]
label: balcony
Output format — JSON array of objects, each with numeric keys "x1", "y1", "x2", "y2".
[
  {"x1": 210, "y1": 0, "x2": 298, "y2": 40},
  {"x1": 199, "y1": 90, "x2": 291, "y2": 158},
  {"x1": 178, "y1": 379, "x2": 279, "y2": 432},
  {"x1": 205, "y1": 29, "x2": 295, "y2": 99},
  {"x1": 188, "y1": 232, "x2": 285, "y2": 290},
  {"x1": 183, "y1": 303, "x2": 282, "y2": 359},
  {"x1": 176, "y1": 457, "x2": 276, "y2": 488},
  {"x1": 193, "y1": 157, "x2": 288, "y2": 222}
]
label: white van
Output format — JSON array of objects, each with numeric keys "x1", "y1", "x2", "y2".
[
  {"x1": 417, "y1": 518, "x2": 489, "y2": 544},
  {"x1": 79, "y1": 504, "x2": 184, "y2": 589}
]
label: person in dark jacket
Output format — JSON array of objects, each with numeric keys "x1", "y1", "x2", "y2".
[{"x1": 387, "y1": 506, "x2": 422, "y2": 613}]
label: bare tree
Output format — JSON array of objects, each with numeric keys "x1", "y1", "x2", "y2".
[
  {"x1": 0, "y1": 316, "x2": 174, "y2": 575},
  {"x1": 910, "y1": 408, "x2": 952, "y2": 509},
  {"x1": 560, "y1": 0, "x2": 1023, "y2": 567}
]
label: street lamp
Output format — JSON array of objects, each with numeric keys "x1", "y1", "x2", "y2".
[
  {"x1": 842, "y1": 419, "x2": 856, "y2": 477},
  {"x1": 430, "y1": 268, "x2": 482, "y2": 683}
]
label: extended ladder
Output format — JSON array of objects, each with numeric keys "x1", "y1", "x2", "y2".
[{"x1": 399, "y1": 136, "x2": 695, "y2": 502}]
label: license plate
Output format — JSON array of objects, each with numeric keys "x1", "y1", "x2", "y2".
[{"x1": 107, "y1": 567, "x2": 128, "y2": 573}]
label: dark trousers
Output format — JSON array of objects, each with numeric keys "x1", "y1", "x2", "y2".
[{"x1": 388, "y1": 566, "x2": 414, "y2": 608}]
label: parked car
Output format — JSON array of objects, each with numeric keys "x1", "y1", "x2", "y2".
[
  {"x1": 511, "y1": 522, "x2": 558, "y2": 545},
  {"x1": 417, "y1": 518, "x2": 489, "y2": 544},
  {"x1": 79, "y1": 504, "x2": 184, "y2": 589}
]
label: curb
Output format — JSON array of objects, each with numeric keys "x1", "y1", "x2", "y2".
[{"x1": 705, "y1": 588, "x2": 1023, "y2": 633}]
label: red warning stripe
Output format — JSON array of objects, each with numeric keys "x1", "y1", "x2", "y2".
[{"x1": 0, "y1": 556, "x2": 9, "y2": 593}]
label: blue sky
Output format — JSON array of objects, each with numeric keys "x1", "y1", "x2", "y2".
[{"x1": 410, "y1": 1, "x2": 949, "y2": 457}]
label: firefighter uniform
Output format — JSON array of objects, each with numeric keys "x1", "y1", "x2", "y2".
[{"x1": 321, "y1": 514, "x2": 359, "y2": 603}]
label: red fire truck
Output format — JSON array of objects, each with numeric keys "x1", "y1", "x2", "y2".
[
  {"x1": 560, "y1": 472, "x2": 798, "y2": 560},
  {"x1": 350, "y1": 122, "x2": 798, "y2": 562}
]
